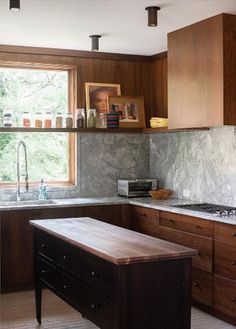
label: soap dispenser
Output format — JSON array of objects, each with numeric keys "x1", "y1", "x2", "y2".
[{"x1": 38, "y1": 179, "x2": 48, "y2": 200}]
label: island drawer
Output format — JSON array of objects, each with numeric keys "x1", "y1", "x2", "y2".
[
  {"x1": 214, "y1": 241, "x2": 236, "y2": 281},
  {"x1": 57, "y1": 242, "x2": 81, "y2": 278},
  {"x1": 130, "y1": 206, "x2": 159, "y2": 237},
  {"x1": 160, "y1": 211, "x2": 213, "y2": 237},
  {"x1": 214, "y1": 223, "x2": 236, "y2": 246},
  {"x1": 159, "y1": 226, "x2": 213, "y2": 273},
  {"x1": 81, "y1": 284, "x2": 113, "y2": 329},
  {"x1": 213, "y1": 275, "x2": 236, "y2": 320},
  {"x1": 36, "y1": 231, "x2": 57, "y2": 261},
  {"x1": 192, "y1": 268, "x2": 213, "y2": 306},
  {"x1": 37, "y1": 257, "x2": 57, "y2": 288}
]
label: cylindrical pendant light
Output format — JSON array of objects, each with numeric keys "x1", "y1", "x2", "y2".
[
  {"x1": 145, "y1": 6, "x2": 160, "y2": 27},
  {"x1": 89, "y1": 35, "x2": 101, "y2": 51},
  {"x1": 10, "y1": 0, "x2": 20, "y2": 11}
]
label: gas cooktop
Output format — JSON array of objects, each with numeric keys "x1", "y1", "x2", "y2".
[{"x1": 173, "y1": 203, "x2": 236, "y2": 216}]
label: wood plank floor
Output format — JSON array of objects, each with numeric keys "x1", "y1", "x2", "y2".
[{"x1": 1, "y1": 289, "x2": 235, "y2": 329}]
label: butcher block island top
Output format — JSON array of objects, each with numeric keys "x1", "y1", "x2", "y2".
[{"x1": 30, "y1": 217, "x2": 197, "y2": 264}]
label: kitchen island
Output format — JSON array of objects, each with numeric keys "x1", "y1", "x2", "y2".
[{"x1": 30, "y1": 217, "x2": 197, "y2": 329}]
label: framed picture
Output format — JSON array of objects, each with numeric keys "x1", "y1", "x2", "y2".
[
  {"x1": 108, "y1": 95, "x2": 146, "y2": 128},
  {"x1": 85, "y1": 82, "x2": 121, "y2": 115}
]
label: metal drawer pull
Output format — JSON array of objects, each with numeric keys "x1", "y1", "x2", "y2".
[
  {"x1": 41, "y1": 269, "x2": 48, "y2": 274},
  {"x1": 90, "y1": 303, "x2": 100, "y2": 310},
  {"x1": 229, "y1": 298, "x2": 236, "y2": 303},
  {"x1": 193, "y1": 282, "x2": 201, "y2": 290},
  {"x1": 232, "y1": 233, "x2": 236, "y2": 237},
  {"x1": 62, "y1": 255, "x2": 67, "y2": 260},
  {"x1": 169, "y1": 219, "x2": 175, "y2": 223},
  {"x1": 41, "y1": 243, "x2": 46, "y2": 248},
  {"x1": 91, "y1": 271, "x2": 99, "y2": 277},
  {"x1": 231, "y1": 261, "x2": 236, "y2": 265},
  {"x1": 194, "y1": 224, "x2": 201, "y2": 229},
  {"x1": 63, "y1": 284, "x2": 71, "y2": 290}
]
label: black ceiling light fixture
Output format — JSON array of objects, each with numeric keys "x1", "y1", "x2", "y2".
[
  {"x1": 145, "y1": 6, "x2": 160, "y2": 27},
  {"x1": 89, "y1": 35, "x2": 101, "y2": 51},
  {"x1": 10, "y1": 0, "x2": 20, "y2": 11}
]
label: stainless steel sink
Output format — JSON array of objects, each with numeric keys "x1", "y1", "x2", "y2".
[{"x1": 0, "y1": 200, "x2": 56, "y2": 207}]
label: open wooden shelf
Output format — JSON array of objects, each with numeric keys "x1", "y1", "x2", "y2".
[{"x1": 0, "y1": 127, "x2": 210, "y2": 134}]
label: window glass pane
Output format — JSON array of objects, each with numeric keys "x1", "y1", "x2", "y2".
[{"x1": 0, "y1": 67, "x2": 71, "y2": 184}]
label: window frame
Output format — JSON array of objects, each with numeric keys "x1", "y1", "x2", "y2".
[{"x1": 0, "y1": 60, "x2": 77, "y2": 187}]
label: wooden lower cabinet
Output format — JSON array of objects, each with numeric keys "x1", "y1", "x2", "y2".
[
  {"x1": 130, "y1": 206, "x2": 159, "y2": 237},
  {"x1": 159, "y1": 226, "x2": 213, "y2": 273},
  {"x1": 213, "y1": 275, "x2": 236, "y2": 323},
  {"x1": 192, "y1": 268, "x2": 213, "y2": 306}
]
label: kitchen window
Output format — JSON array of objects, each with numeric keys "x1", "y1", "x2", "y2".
[{"x1": 0, "y1": 63, "x2": 77, "y2": 186}]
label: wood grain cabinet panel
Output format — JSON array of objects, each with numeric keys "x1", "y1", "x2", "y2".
[
  {"x1": 39, "y1": 206, "x2": 84, "y2": 219},
  {"x1": 214, "y1": 222, "x2": 236, "y2": 246},
  {"x1": 159, "y1": 226, "x2": 213, "y2": 273},
  {"x1": 160, "y1": 211, "x2": 213, "y2": 237},
  {"x1": 130, "y1": 206, "x2": 159, "y2": 237},
  {"x1": 213, "y1": 275, "x2": 236, "y2": 321},
  {"x1": 214, "y1": 241, "x2": 236, "y2": 281},
  {"x1": 83, "y1": 205, "x2": 124, "y2": 228},
  {"x1": 191, "y1": 268, "x2": 213, "y2": 306}
]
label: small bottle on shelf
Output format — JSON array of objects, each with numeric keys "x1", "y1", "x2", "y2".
[
  {"x1": 55, "y1": 112, "x2": 63, "y2": 128},
  {"x1": 44, "y1": 111, "x2": 52, "y2": 128},
  {"x1": 23, "y1": 111, "x2": 31, "y2": 127},
  {"x1": 35, "y1": 112, "x2": 43, "y2": 128},
  {"x1": 87, "y1": 109, "x2": 96, "y2": 128},
  {"x1": 66, "y1": 113, "x2": 73, "y2": 128},
  {"x1": 76, "y1": 109, "x2": 85, "y2": 128},
  {"x1": 3, "y1": 108, "x2": 13, "y2": 127},
  {"x1": 98, "y1": 113, "x2": 107, "y2": 128}
]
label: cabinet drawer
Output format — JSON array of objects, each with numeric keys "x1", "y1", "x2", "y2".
[
  {"x1": 192, "y1": 268, "x2": 213, "y2": 306},
  {"x1": 160, "y1": 211, "x2": 213, "y2": 237},
  {"x1": 214, "y1": 222, "x2": 236, "y2": 246},
  {"x1": 82, "y1": 253, "x2": 114, "y2": 297},
  {"x1": 81, "y1": 284, "x2": 113, "y2": 329},
  {"x1": 131, "y1": 206, "x2": 159, "y2": 237},
  {"x1": 159, "y1": 226, "x2": 213, "y2": 272},
  {"x1": 214, "y1": 241, "x2": 236, "y2": 281},
  {"x1": 37, "y1": 257, "x2": 58, "y2": 288},
  {"x1": 55, "y1": 270, "x2": 82, "y2": 306},
  {"x1": 213, "y1": 275, "x2": 236, "y2": 319},
  {"x1": 36, "y1": 231, "x2": 57, "y2": 261},
  {"x1": 84, "y1": 205, "x2": 123, "y2": 227},
  {"x1": 57, "y1": 241, "x2": 81, "y2": 278}
]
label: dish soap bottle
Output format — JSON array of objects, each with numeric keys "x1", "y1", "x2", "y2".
[{"x1": 38, "y1": 179, "x2": 48, "y2": 200}]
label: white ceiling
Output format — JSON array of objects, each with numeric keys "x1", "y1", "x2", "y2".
[{"x1": 0, "y1": 0, "x2": 236, "y2": 56}]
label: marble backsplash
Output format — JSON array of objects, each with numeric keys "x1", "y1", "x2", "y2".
[
  {"x1": 150, "y1": 126, "x2": 236, "y2": 206},
  {"x1": 0, "y1": 133, "x2": 149, "y2": 201}
]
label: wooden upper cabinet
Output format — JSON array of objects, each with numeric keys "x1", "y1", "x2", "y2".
[{"x1": 168, "y1": 13, "x2": 236, "y2": 129}]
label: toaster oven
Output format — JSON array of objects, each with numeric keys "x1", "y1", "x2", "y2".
[{"x1": 118, "y1": 179, "x2": 158, "y2": 197}]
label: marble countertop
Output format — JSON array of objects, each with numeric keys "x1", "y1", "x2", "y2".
[{"x1": 0, "y1": 196, "x2": 235, "y2": 225}]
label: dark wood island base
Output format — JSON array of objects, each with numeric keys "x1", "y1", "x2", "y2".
[{"x1": 31, "y1": 217, "x2": 197, "y2": 329}]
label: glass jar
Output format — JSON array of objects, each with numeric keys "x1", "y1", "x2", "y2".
[
  {"x1": 55, "y1": 112, "x2": 63, "y2": 128},
  {"x1": 66, "y1": 113, "x2": 73, "y2": 128},
  {"x1": 87, "y1": 109, "x2": 96, "y2": 128},
  {"x1": 76, "y1": 108, "x2": 85, "y2": 128},
  {"x1": 3, "y1": 108, "x2": 13, "y2": 127},
  {"x1": 22, "y1": 111, "x2": 31, "y2": 127},
  {"x1": 98, "y1": 113, "x2": 107, "y2": 128},
  {"x1": 35, "y1": 112, "x2": 43, "y2": 128},
  {"x1": 44, "y1": 111, "x2": 52, "y2": 128}
]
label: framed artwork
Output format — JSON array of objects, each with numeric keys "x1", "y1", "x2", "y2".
[
  {"x1": 85, "y1": 82, "x2": 121, "y2": 115},
  {"x1": 108, "y1": 95, "x2": 146, "y2": 128}
]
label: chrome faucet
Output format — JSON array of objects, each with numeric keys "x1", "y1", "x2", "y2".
[{"x1": 16, "y1": 140, "x2": 29, "y2": 201}]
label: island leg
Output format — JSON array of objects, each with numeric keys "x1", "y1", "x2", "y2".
[{"x1": 35, "y1": 280, "x2": 42, "y2": 324}]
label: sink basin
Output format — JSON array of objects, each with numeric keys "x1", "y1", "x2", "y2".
[{"x1": 0, "y1": 200, "x2": 56, "y2": 207}]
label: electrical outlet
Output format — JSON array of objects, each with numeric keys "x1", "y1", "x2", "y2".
[{"x1": 183, "y1": 189, "x2": 190, "y2": 198}]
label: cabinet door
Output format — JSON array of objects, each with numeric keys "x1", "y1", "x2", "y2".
[
  {"x1": 213, "y1": 275, "x2": 236, "y2": 321},
  {"x1": 38, "y1": 206, "x2": 84, "y2": 219},
  {"x1": 159, "y1": 226, "x2": 213, "y2": 273},
  {"x1": 1, "y1": 209, "x2": 39, "y2": 292},
  {"x1": 192, "y1": 268, "x2": 213, "y2": 306},
  {"x1": 84, "y1": 205, "x2": 123, "y2": 227},
  {"x1": 130, "y1": 206, "x2": 159, "y2": 237}
]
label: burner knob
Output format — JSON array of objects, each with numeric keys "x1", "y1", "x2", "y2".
[{"x1": 230, "y1": 210, "x2": 236, "y2": 215}]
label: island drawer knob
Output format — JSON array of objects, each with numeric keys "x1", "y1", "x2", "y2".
[
  {"x1": 91, "y1": 271, "x2": 99, "y2": 277},
  {"x1": 90, "y1": 303, "x2": 100, "y2": 310},
  {"x1": 41, "y1": 243, "x2": 46, "y2": 248}
]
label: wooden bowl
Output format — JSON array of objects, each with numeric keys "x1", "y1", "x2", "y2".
[{"x1": 149, "y1": 189, "x2": 173, "y2": 200}]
